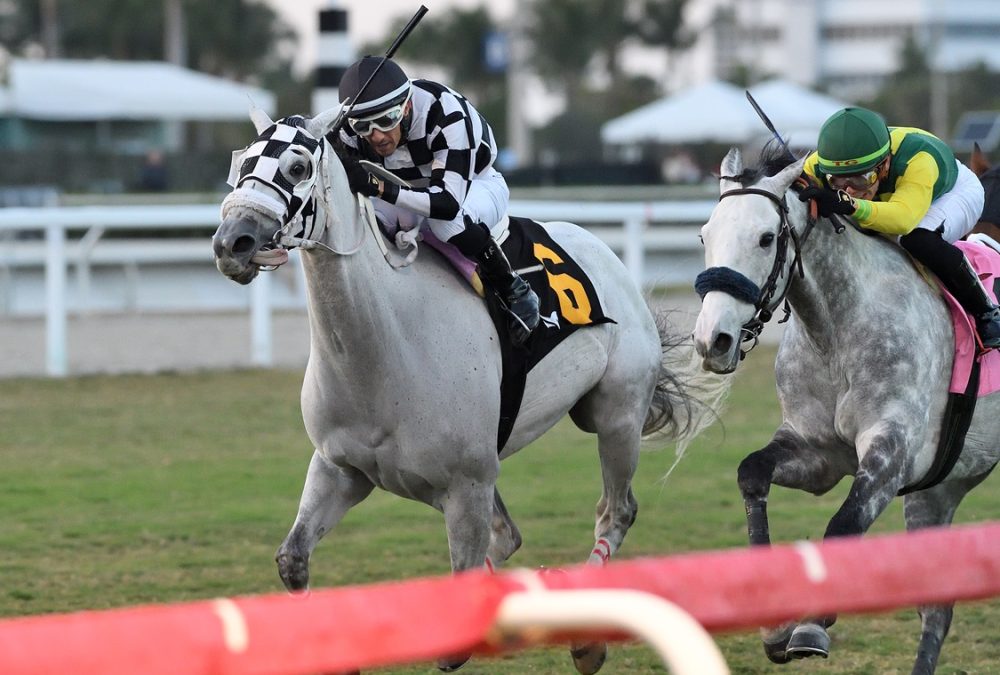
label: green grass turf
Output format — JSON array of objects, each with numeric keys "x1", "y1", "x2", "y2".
[{"x1": 1, "y1": 347, "x2": 998, "y2": 673}]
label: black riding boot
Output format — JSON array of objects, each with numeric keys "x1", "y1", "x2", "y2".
[
  {"x1": 476, "y1": 238, "x2": 540, "y2": 345},
  {"x1": 954, "y1": 255, "x2": 1000, "y2": 348},
  {"x1": 900, "y1": 228, "x2": 1000, "y2": 349}
]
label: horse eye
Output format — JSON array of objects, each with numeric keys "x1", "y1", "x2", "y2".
[
  {"x1": 759, "y1": 232, "x2": 775, "y2": 247},
  {"x1": 290, "y1": 162, "x2": 306, "y2": 178},
  {"x1": 698, "y1": 235, "x2": 704, "y2": 246}
]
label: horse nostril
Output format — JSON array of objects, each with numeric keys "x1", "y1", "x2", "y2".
[
  {"x1": 713, "y1": 332, "x2": 734, "y2": 356},
  {"x1": 232, "y1": 234, "x2": 257, "y2": 255}
]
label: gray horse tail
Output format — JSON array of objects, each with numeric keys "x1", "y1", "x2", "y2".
[{"x1": 643, "y1": 310, "x2": 733, "y2": 474}]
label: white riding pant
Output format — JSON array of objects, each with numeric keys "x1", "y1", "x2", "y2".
[
  {"x1": 917, "y1": 161, "x2": 985, "y2": 243},
  {"x1": 373, "y1": 167, "x2": 509, "y2": 241}
]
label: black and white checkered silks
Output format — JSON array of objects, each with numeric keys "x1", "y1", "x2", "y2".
[{"x1": 222, "y1": 116, "x2": 325, "y2": 242}]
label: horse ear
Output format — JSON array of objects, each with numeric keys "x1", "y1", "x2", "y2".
[
  {"x1": 753, "y1": 156, "x2": 808, "y2": 198},
  {"x1": 719, "y1": 147, "x2": 743, "y2": 194},
  {"x1": 760, "y1": 155, "x2": 808, "y2": 195},
  {"x1": 971, "y1": 142, "x2": 990, "y2": 178},
  {"x1": 249, "y1": 103, "x2": 274, "y2": 134},
  {"x1": 305, "y1": 106, "x2": 345, "y2": 141}
]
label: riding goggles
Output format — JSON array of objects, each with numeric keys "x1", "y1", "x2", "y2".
[
  {"x1": 348, "y1": 94, "x2": 410, "y2": 137},
  {"x1": 827, "y1": 168, "x2": 880, "y2": 191}
]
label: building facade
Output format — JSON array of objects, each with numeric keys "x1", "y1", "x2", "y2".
[{"x1": 670, "y1": 0, "x2": 1000, "y2": 102}]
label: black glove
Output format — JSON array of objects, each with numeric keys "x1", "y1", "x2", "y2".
[
  {"x1": 798, "y1": 185, "x2": 857, "y2": 218},
  {"x1": 341, "y1": 156, "x2": 380, "y2": 197}
]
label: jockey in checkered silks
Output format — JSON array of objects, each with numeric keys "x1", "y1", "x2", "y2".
[{"x1": 334, "y1": 56, "x2": 540, "y2": 344}]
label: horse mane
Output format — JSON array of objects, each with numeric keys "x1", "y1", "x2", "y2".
[{"x1": 727, "y1": 140, "x2": 805, "y2": 187}]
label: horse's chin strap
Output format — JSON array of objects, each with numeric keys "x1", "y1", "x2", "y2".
[{"x1": 696, "y1": 184, "x2": 817, "y2": 359}]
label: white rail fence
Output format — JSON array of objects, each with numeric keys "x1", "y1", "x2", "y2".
[{"x1": 0, "y1": 200, "x2": 714, "y2": 377}]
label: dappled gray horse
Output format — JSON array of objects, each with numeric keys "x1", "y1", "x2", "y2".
[
  {"x1": 692, "y1": 146, "x2": 1000, "y2": 675},
  {"x1": 212, "y1": 107, "x2": 718, "y2": 674}
]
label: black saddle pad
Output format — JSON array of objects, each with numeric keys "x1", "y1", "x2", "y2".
[{"x1": 486, "y1": 216, "x2": 615, "y2": 451}]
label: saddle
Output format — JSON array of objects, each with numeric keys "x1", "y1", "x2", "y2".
[
  {"x1": 394, "y1": 215, "x2": 614, "y2": 451},
  {"x1": 367, "y1": 166, "x2": 614, "y2": 450},
  {"x1": 941, "y1": 238, "x2": 1000, "y2": 396},
  {"x1": 899, "y1": 237, "x2": 1000, "y2": 494}
]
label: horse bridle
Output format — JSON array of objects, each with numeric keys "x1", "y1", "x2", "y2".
[
  {"x1": 221, "y1": 121, "x2": 369, "y2": 265},
  {"x1": 694, "y1": 183, "x2": 817, "y2": 358}
]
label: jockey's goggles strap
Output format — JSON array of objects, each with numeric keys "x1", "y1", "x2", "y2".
[
  {"x1": 827, "y1": 168, "x2": 879, "y2": 191},
  {"x1": 348, "y1": 92, "x2": 410, "y2": 137}
]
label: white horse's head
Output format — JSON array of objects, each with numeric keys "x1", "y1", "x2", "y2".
[
  {"x1": 692, "y1": 146, "x2": 808, "y2": 373},
  {"x1": 212, "y1": 105, "x2": 350, "y2": 284}
]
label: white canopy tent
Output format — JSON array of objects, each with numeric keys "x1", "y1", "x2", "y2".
[
  {"x1": 601, "y1": 79, "x2": 853, "y2": 149},
  {"x1": 0, "y1": 59, "x2": 275, "y2": 121},
  {"x1": 601, "y1": 80, "x2": 750, "y2": 145}
]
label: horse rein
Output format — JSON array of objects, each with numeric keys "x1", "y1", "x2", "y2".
[{"x1": 695, "y1": 181, "x2": 817, "y2": 358}]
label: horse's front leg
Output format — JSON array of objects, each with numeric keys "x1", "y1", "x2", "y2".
[
  {"x1": 275, "y1": 449, "x2": 374, "y2": 592},
  {"x1": 737, "y1": 427, "x2": 848, "y2": 664},
  {"x1": 779, "y1": 421, "x2": 911, "y2": 661},
  {"x1": 488, "y1": 487, "x2": 522, "y2": 568},
  {"x1": 435, "y1": 477, "x2": 496, "y2": 672}
]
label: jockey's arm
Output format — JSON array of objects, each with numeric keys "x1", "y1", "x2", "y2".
[
  {"x1": 851, "y1": 152, "x2": 938, "y2": 236},
  {"x1": 380, "y1": 121, "x2": 477, "y2": 222}
]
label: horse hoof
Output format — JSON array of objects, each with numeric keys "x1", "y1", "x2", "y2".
[
  {"x1": 785, "y1": 622, "x2": 830, "y2": 659},
  {"x1": 760, "y1": 624, "x2": 794, "y2": 664},
  {"x1": 275, "y1": 552, "x2": 310, "y2": 592},
  {"x1": 570, "y1": 641, "x2": 608, "y2": 675},
  {"x1": 436, "y1": 652, "x2": 471, "y2": 671}
]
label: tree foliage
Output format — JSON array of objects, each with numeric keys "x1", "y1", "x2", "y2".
[
  {"x1": 524, "y1": 0, "x2": 687, "y2": 161},
  {"x1": 863, "y1": 34, "x2": 1000, "y2": 138},
  {"x1": 863, "y1": 34, "x2": 933, "y2": 128},
  {"x1": 363, "y1": 0, "x2": 688, "y2": 161},
  {"x1": 361, "y1": 7, "x2": 508, "y2": 137},
  {"x1": 1, "y1": 0, "x2": 295, "y2": 80}
]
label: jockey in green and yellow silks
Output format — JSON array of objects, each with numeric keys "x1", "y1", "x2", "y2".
[{"x1": 798, "y1": 106, "x2": 1000, "y2": 348}]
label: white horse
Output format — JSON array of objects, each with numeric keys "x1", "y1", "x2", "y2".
[
  {"x1": 212, "y1": 107, "x2": 719, "y2": 674},
  {"x1": 692, "y1": 145, "x2": 1000, "y2": 675}
]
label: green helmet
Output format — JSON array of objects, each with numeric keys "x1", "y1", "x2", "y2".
[{"x1": 816, "y1": 107, "x2": 891, "y2": 175}]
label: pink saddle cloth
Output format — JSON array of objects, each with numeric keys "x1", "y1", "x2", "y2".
[{"x1": 943, "y1": 240, "x2": 1000, "y2": 395}]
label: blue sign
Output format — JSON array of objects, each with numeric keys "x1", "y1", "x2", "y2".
[{"x1": 483, "y1": 31, "x2": 509, "y2": 73}]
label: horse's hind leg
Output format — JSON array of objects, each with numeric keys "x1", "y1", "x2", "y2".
[
  {"x1": 904, "y1": 475, "x2": 988, "y2": 675},
  {"x1": 566, "y1": 398, "x2": 644, "y2": 675},
  {"x1": 275, "y1": 450, "x2": 374, "y2": 592}
]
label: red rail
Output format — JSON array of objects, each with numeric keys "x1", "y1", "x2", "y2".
[{"x1": 2, "y1": 522, "x2": 999, "y2": 675}]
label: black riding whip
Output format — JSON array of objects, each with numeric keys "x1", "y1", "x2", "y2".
[
  {"x1": 746, "y1": 90, "x2": 795, "y2": 162},
  {"x1": 743, "y1": 89, "x2": 853, "y2": 229},
  {"x1": 328, "y1": 5, "x2": 429, "y2": 139}
]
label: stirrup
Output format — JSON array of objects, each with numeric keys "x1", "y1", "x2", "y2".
[
  {"x1": 493, "y1": 279, "x2": 538, "y2": 346},
  {"x1": 976, "y1": 308, "x2": 1000, "y2": 348}
]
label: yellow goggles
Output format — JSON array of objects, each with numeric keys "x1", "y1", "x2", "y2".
[{"x1": 827, "y1": 169, "x2": 879, "y2": 191}]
